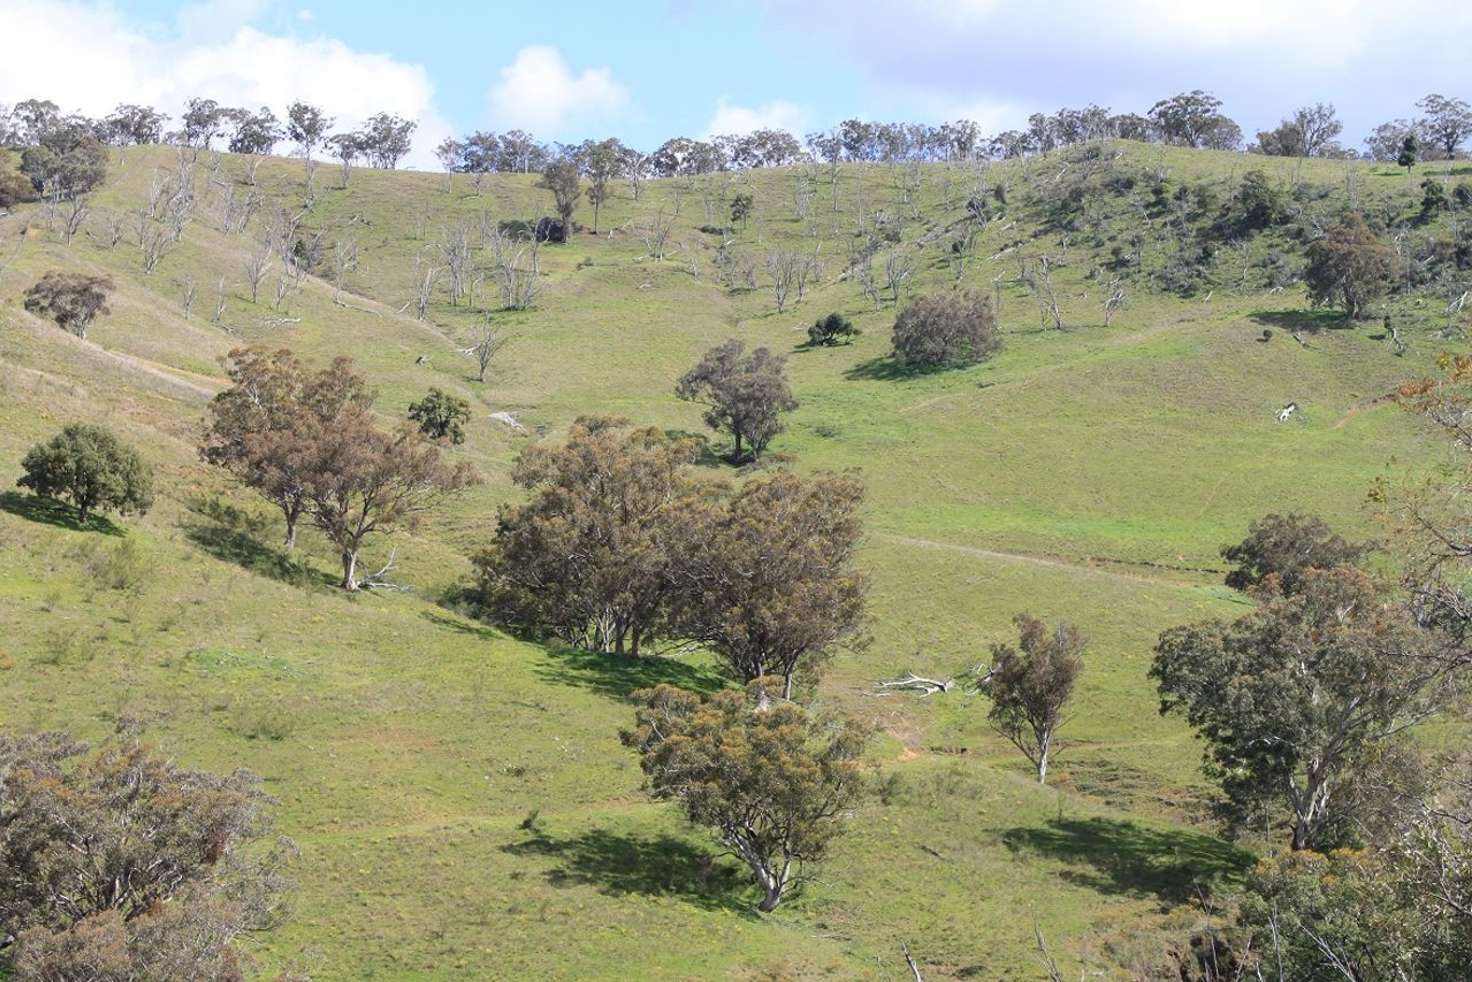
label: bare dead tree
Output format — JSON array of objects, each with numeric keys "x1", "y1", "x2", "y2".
[
  {"x1": 211, "y1": 276, "x2": 228, "y2": 325},
  {"x1": 884, "y1": 248, "x2": 914, "y2": 304},
  {"x1": 244, "y1": 237, "x2": 273, "y2": 303},
  {"x1": 795, "y1": 243, "x2": 823, "y2": 304},
  {"x1": 140, "y1": 223, "x2": 172, "y2": 274},
  {"x1": 1022, "y1": 255, "x2": 1065, "y2": 330},
  {"x1": 273, "y1": 260, "x2": 306, "y2": 311},
  {"x1": 59, "y1": 195, "x2": 90, "y2": 245},
  {"x1": 766, "y1": 250, "x2": 799, "y2": 312},
  {"x1": 488, "y1": 231, "x2": 540, "y2": 310},
  {"x1": 101, "y1": 211, "x2": 127, "y2": 248},
  {"x1": 440, "y1": 224, "x2": 473, "y2": 306},
  {"x1": 330, "y1": 236, "x2": 359, "y2": 301},
  {"x1": 901, "y1": 941, "x2": 924, "y2": 982},
  {"x1": 413, "y1": 255, "x2": 439, "y2": 320},
  {"x1": 948, "y1": 223, "x2": 980, "y2": 283},
  {"x1": 178, "y1": 274, "x2": 197, "y2": 320},
  {"x1": 1102, "y1": 278, "x2": 1126, "y2": 327},
  {"x1": 466, "y1": 320, "x2": 511, "y2": 382},
  {"x1": 640, "y1": 194, "x2": 682, "y2": 261}
]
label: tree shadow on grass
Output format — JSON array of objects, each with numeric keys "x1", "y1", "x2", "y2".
[
  {"x1": 0, "y1": 491, "x2": 125, "y2": 536},
  {"x1": 181, "y1": 497, "x2": 335, "y2": 591},
  {"x1": 844, "y1": 356, "x2": 940, "y2": 381},
  {"x1": 532, "y1": 645, "x2": 728, "y2": 701},
  {"x1": 1249, "y1": 309, "x2": 1350, "y2": 333},
  {"x1": 1001, "y1": 817, "x2": 1253, "y2": 909},
  {"x1": 421, "y1": 610, "x2": 505, "y2": 641},
  {"x1": 502, "y1": 828, "x2": 751, "y2": 913}
]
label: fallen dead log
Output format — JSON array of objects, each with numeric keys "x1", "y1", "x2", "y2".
[{"x1": 875, "y1": 674, "x2": 955, "y2": 696}]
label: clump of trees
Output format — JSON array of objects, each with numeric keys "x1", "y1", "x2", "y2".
[
  {"x1": 676, "y1": 339, "x2": 798, "y2": 462},
  {"x1": 17, "y1": 424, "x2": 153, "y2": 525},
  {"x1": 1304, "y1": 213, "x2": 1395, "y2": 320},
  {"x1": 1251, "y1": 103, "x2": 1345, "y2": 158},
  {"x1": 1220, "y1": 512, "x2": 1366, "y2": 594},
  {"x1": 807, "y1": 312, "x2": 859, "y2": 346},
  {"x1": 18, "y1": 116, "x2": 107, "y2": 198},
  {"x1": 202, "y1": 347, "x2": 372, "y2": 549},
  {"x1": 202, "y1": 346, "x2": 477, "y2": 588},
  {"x1": 473, "y1": 417, "x2": 702, "y2": 657},
  {"x1": 473, "y1": 417, "x2": 867, "y2": 698},
  {"x1": 676, "y1": 470, "x2": 867, "y2": 698},
  {"x1": 23, "y1": 271, "x2": 113, "y2": 340},
  {"x1": 0, "y1": 732, "x2": 292, "y2": 979},
  {"x1": 622, "y1": 680, "x2": 869, "y2": 912},
  {"x1": 1151, "y1": 567, "x2": 1450, "y2": 851},
  {"x1": 1147, "y1": 90, "x2": 1242, "y2": 150},
  {"x1": 983, "y1": 614, "x2": 1086, "y2": 784},
  {"x1": 891, "y1": 291, "x2": 1000, "y2": 370},
  {"x1": 408, "y1": 388, "x2": 471, "y2": 445}
]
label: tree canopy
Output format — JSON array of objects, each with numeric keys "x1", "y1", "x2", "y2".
[
  {"x1": 473, "y1": 416, "x2": 702, "y2": 656},
  {"x1": 18, "y1": 424, "x2": 153, "y2": 524},
  {"x1": 985, "y1": 613, "x2": 1085, "y2": 784},
  {"x1": 23, "y1": 271, "x2": 113, "y2": 340},
  {"x1": 0, "y1": 732, "x2": 291, "y2": 979},
  {"x1": 622, "y1": 681, "x2": 869, "y2": 912},
  {"x1": 1152, "y1": 567, "x2": 1448, "y2": 850},
  {"x1": 676, "y1": 339, "x2": 798, "y2": 462}
]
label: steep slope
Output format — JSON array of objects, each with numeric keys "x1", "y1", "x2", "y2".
[{"x1": 0, "y1": 142, "x2": 1464, "y2": 978}]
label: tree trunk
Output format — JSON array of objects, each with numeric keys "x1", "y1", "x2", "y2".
[
  {"x1": 782, "y1": 672, "x2": 794, "y2": 701},
  {"x1": 341, "y1": 550, "x2": 359, "y2": 591},
  {"x1": 283, "y1": 503, "x2": 301, "y2": 549},
  {"x1": 732, "y1": 430, "x2": 743, "y2": 463},
  {"x1": 757, "y1": 883, "x2": 783, "y2": 912}
]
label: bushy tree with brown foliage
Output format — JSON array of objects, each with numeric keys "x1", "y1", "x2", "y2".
[
  {"x1": 674, "y1": 470, "x2": 867, "y2": 698},
  {"x1": 473, "y1": 416, "x2": 703, "y2": 655},
  {"x1": 1152, "y1": 568, "x2": 1450, "y2": 850},
  {"x1": 0, "y1": 732, "x2": 292, "y2": 980},
  {"x1": 23, "y1": 271, "x2": 113, "y2": 340},
  {"x1": 676, "y1": 339, "x2": 798, "y2": 462},
  {"x1": 471, "y1": 423, "x2": 866, "y2": 689},
  {"x1": 891, "y1": 291, "x2": 999, "y2": 370},
  {"x1": 1394, "y1": 353, "x2": 1472, "y2": 647},
  {"x1": 984, "y1": 614, "x2": 1085, "y2": 784},
  {"x1": 622, "y1": 680, "x2": 869, "y2": 912},
  {"x1": 302, "y1": 408, "x2": 479, "y2": 589},
  {"x1": 1304, "y1": 213, "x2": 1395, "y2": 320},
  {"x1": 1221, "y1": 512, "x2": 1367, "y2": 595},
  {"x1": 18, "y1": 424, "x2": 153, "y2": 525},
  {"x1": 202, "y1": 347, "x2": 372, "y2": 549}
]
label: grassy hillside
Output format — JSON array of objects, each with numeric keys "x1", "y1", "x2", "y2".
[{"x1": 0, "y1": 140, "x2": 1466, "y2": 979}]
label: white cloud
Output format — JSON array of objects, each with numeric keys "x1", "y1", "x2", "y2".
[
  {"x1": 764, "y1": 0, "x2": 1472, "y2": 140},
  {"x1": 487, "y1": 46, "x2": 629, "y2": 134},
  {"x1": 702, "y1": 98, "x2": 805, "y2": 138},
  {"x1": 0, "y1": 0, "x2": 450, "y2": 169}
]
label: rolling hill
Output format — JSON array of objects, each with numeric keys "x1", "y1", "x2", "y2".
[{"x1": 0, "y1": 140, "x2": 1466, "y2": 979}]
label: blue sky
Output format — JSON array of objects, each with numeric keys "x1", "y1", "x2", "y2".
[{"x1": 5, "y1": 0, "x2": 1472, "y2": 167}]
